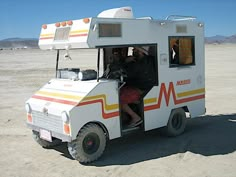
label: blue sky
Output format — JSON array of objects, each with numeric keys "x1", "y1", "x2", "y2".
[{"x1": 1, "y1": 0, "x2": 235, "y2": 40}]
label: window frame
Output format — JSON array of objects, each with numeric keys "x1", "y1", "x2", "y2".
[
  {"x1": 168, "y1": 36, "x2": 195, "y2": 68},
  {"x1": 98, "y1": 23, "x2": 122, "y2": 38},
  {"x1": 100, "y1": 44, "x2": 159, "y2": 86}
]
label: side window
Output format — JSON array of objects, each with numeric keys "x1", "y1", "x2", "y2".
[
  {"x1": 98, "y1": 23, "x2": 122, "y2": 37},
  {"x1": 169, "y1": 36, "x2": 195, "y2": 67}
]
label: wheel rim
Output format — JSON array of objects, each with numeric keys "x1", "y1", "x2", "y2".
[
  {"x1": 172, "y1": 113, "x2": 182, "y2": 130},
  {"x1": 83, "y1": 133, "x2": 100, "y2": 154}
]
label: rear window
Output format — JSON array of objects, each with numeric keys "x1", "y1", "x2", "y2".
[{"x1": 54, "y1": 27, "x2": 71, "y2": 41}]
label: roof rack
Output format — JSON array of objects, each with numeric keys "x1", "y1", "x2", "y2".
[
  {"x1": 165, "y1": 15, "x2": 196, "y2": 21},
  {"x1": 136, "y1": 16, "x2": 153, "y2": 20}
]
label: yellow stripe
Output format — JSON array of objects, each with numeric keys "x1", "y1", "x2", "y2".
[
  {"x1": 143, "y1": 88, "x2": 205, "y2": 105},
  {"x1": 40, "y1": 33, "x2": 54, "y2": 37},
  {"x1": 36, "y1": 91, "x2": 118, "y2": 111},
  {"x1": 177, "y1": 88, "x2": 205, "y2": 98},
  {"x1": 70, "y1": 29, "x2": 89, "y2": 34},
  {"x1": 144, "y1": 98, "x2": 157, "y2": 104},
  {"x1": 40, "y1": 30, "x2": 88, "y2": 38},
  {"x1": 83, "y1": 94, "x2": 119, "y2": 110},
  {"x1": 36, "y1": 91, "x2": 83, "y2": 101}
]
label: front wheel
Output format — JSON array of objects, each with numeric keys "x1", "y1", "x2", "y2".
[
  {"x1": 68, "y1": 124, "x2": 106, "y2": 163},
  {"x1": 165, "y1": 108, "x2": 187, "y2": 137}
]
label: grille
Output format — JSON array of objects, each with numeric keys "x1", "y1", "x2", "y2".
[{"x1": 32, "y1": 111, "x2": 63, "y2": 134}]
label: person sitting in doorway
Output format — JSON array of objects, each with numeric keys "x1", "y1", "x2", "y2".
[{"x1": 120, "y1": 46, "x2": 155, "y2": 127}]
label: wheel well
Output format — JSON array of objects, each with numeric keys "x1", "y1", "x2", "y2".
[
  {"x1": 83, "y1": 122, "x2": 110, "y2": 140},
  {"x1": 179, "y1": 106, "x2": 190, "y2": 118},
  {"x1": 171, "y1": 106, "x2": 188, "y2": 114}
]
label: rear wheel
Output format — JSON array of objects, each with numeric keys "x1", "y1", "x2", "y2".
[
  {"x1": 165, "y1": 108, "x2": 187, "y2": 137},
  {"x1": 68, "y1": 124, "x2": 106, "y2": 163},
  {"x1": 32, "y1": 130, "x2": 62, "y2": 148}
]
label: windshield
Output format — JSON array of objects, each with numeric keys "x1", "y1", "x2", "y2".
[
  {"x1": 58, "y1": 49, "x2": 97, "y2": 70},
  {"x1": 56, "y1": 49, "x2": 104, "y2": 80}
]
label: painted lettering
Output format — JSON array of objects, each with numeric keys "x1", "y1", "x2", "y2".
[{"x1": 176, "y1": 79, "x2": 191, "y2": 86}]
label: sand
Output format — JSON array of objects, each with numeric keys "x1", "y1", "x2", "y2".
[{"x1": 0, "y1": 44, "x2": 235, "y2": 177}]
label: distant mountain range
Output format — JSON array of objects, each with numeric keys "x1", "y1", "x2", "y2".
[
  {"x1": 205, "y1": 34, "x2": 236, "y2": 44},
  {"x1": 0, "y1": 34, "x2": 236, "y2": 49},
  {"x1": 0, "y1": 38, "x2": 38, "y2": 49}
]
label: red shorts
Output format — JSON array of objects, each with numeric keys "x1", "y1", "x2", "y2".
[{"x1": 120, "y1": 86, "x2": 141, "y2": 104}]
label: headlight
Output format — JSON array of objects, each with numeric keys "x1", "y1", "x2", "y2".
[
  {"x1": 61, "y1": 111, "x2": 69, "y2": 123},
  {"x1": 25, "y1": 103, "x2": 32, "y2": 113}
]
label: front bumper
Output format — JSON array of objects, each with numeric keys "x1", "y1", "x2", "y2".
[{"x1": 27, "y1": 123, "x2": 72, "y2": 142}]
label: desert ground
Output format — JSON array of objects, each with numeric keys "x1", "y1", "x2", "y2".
[{"x1": 0, "y1": 44, "x2": 236, "y2": 177}]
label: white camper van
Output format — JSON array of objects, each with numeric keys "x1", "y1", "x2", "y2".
[{"x1": 25, "y1": 7, "x2": 205, "y2": 163}]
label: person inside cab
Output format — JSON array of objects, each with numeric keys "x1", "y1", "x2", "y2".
[
  {"x1": 120, "y1": 46, "x2": 155, "y2": 127},
  {"x1": 103, "y1": 47, "x2": 127, "y2": 79}
]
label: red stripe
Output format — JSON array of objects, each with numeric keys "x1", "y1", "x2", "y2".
[
  {"x1": 39, "y1": 33, "x2": 87, "y2": 40},
  {"x1": 175, "y1": 94, "x2": 205, "y2": 104},
  {"x1": 144, "y1": 82, "x2": 205, "y2": 111},
  {"x1": 32, "y1": 95, "x2": 119, "y2": 119},
  {"x1": 40, "y1": 37, "x2": 54, "y2": 40},
  {"x1": 77, "y1": 99, "x2": 119, "y2": 119}
]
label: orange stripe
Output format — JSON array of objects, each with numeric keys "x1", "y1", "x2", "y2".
[
  {"x1": 144, "y1": 82, "x2": 205, "y2": 111},
  {"x1": 31, "y1": 95, "x2": 119, "y2": 119},
  {"x1": 40, "y1": 37, "x2": 54, "y2": 40},
  {"x1": 77, "y1": 99, "x2": 119, "y2": 119},
  {"x1": 69, "y1": 33, "x2": 88, "y2": 37},
  {"x1": 39, "y1": 33, "x2": 87, "y2": 40}
]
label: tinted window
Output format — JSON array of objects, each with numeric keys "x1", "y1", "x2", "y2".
[{"x1": 99, "y1": 23, "x2": 121, "y2": 37}]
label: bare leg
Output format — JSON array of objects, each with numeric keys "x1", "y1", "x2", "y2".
[{"x1": 122, "y1": 104, "x2": 141, "y2": 124}]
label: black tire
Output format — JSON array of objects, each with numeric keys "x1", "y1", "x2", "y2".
[
  {"x1": 32, "y1": 130, "x2": 62, "y2": 148},
  {"x1": 68, "y1": 124, "x2": 106, "y2": 163},
  {"x1": 165, "y1": 108, "x2": 187, "y2": 137}
]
